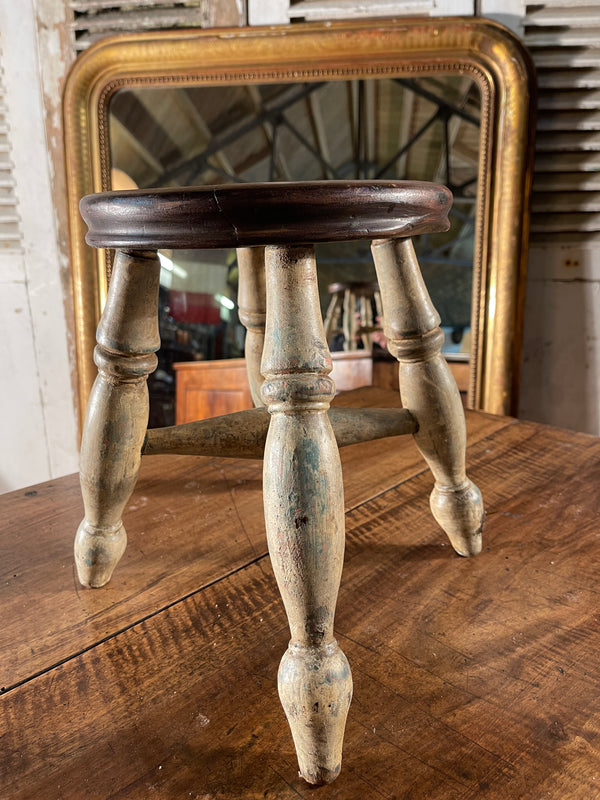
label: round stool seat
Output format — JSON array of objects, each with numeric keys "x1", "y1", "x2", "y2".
[{"x1": 80, "y1": 180, "x2": 452, "y2": 250}]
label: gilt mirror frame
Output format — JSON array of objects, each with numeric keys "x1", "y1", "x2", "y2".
[{"x1": 63, "y1": 17, "x2": 535, "y2": 429}]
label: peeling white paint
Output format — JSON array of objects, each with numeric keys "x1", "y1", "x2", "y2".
[
  {"x1": 0, "y1": 0, "x2": 78, "y2": 492},
  {"x1": 520, "y1": 242, "x2": 600, "y2": 435}
]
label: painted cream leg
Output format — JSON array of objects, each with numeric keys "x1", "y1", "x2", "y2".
[
  {"x1": 261, "y1": 245, "x2": 352, "y2": 785},
  {"x1": 75, "y1": 250, "x2": 160, "y2": 587},
  {"x1": 237, "y1": 246, "x2": 266, "y2": 407},
  {"x1": 371, "y1": 237, "x2": 484, "y2": 556}
]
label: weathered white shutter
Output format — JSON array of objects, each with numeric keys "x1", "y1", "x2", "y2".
[
  {"x1": 249, "y1": 0, "x2": 474, "y2": 25},
  {"x1": 524, "y1": 1, "x2": 600, "y2": 238},
  {"x1": 0, "y1": 55, "x2": 23, "y2": 254},
  {"x1": 69, "y1": 1, "x2": 241, "y2": 51},
  {"x1": 285, "y1": 0, "x2": 473, "y2": 22}
]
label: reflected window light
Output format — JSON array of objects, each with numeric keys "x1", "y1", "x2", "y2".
[
  {"x1": 158, "y1": 252, "x2": 174, "y2": 271},
  {"x1": 158, "y1": 251, "x2": 187, "y2": 280},
  {"x1": 215, "y1": 293, "x2": 235, "y2": 310}
]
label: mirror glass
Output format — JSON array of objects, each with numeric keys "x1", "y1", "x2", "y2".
[{"x1": 108, "y1": 75, "x2": 481, "y2": 425}]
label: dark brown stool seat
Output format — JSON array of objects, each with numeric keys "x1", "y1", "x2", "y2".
[
  {"x1": 75, "y1": 180, "x2": 484, "y2": 787},
  {"x1": 80, "y1": 180, "x2": 452, "y2": 248}
]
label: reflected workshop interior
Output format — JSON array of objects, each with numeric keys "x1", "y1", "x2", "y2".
[{"x1": 109, "y1": 76, "x2": 480, "y2": 426}]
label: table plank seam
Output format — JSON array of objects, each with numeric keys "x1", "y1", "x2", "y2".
[{"x1": 0, "y1": 548, "x2": 269, "y2": 697}]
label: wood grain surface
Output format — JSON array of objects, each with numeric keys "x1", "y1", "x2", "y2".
[
  {"x1": 0, "y1": 389, "x2": 505, "y2": 689},
  {"x1": 2, "y1": 388, "x2": 599, "y2": 798}
]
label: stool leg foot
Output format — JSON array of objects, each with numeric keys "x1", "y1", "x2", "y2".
[
  {"x1": 261, "y1": 245, "x2": 352, "y2": 784},
  {"x1": 372, "y1": 238, "x2": 484, "y2": 556},
  {"x1": 75, "y1": 520, "x2": 127, "y2": 589},
  {"x1": 430, "y1": 480, "x2": 484, "y2": 557},
  {"x1": 75, "y1": 250, "x2": 160, "y2": 587},
  {"x1": 278, "y1": 641, "x2": 351, "y2": 784}
]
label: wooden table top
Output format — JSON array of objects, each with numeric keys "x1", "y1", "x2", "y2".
[{"x1": 1, "y1": 387, "x2": 599, "y2": 799}]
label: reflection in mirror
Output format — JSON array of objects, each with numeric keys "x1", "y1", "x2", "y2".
[{"x1": 108, "y1": 76, "x2": 480, "y2": 426}]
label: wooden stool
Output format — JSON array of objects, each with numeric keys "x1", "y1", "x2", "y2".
[{"x1": 75, "y1": 180, "x2": 484, "y2": 786}]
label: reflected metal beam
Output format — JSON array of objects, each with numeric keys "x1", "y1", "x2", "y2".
[
  {"x1": 395, "y1": 78, "x2": 480, "y2": 126},
  {"x1": 110, "y1": 115, "x2": 164, "y2": 177},
  {"x1": 156, "y1": 82, "x2": 325, "y2": 185},
  {"x1": 306, "y1": 91, "x2": 334, "y2": 179},
  {"x1": 246, "y1": 85, "x2": 293, "y2": 181}
]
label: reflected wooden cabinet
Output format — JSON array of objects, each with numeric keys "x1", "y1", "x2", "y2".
[
  {"x1": 174, "y1": 359, "x2": 253, "y2": 424},
  {"x1": 174, "y1": 353, "x2": 468, "y2": 424},
  {"x1": 174, "y1": 352, "x2": 375, "y2": 423}
]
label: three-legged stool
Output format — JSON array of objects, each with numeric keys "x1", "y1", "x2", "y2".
[{"x1": 75, "y1": 180, "x2": 484, "y2": 785}]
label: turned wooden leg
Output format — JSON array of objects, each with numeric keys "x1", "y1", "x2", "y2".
[
  {"x1": 261, "y1": 245, "x2": 352, "y2": 785},
  {"x1": 237, "y1": 246, "x2": 266, "y2": 407},
  {"x1": 75, "y1": 250, "x2": 160, "y2": 587},
  {"x1": 371, "y1": 237, "x2": 484, "y2": 556}
]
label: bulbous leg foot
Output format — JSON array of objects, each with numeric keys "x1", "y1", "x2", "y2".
[
  {"x1": 74, "y1": 520, "x2": 127, "y2": 588},
  {"x1": 278, "y1": 642, "x2": 352, "y2": 785},
  {"x1": 430, "y1": 479, "x2": 484, "y2": 557}
]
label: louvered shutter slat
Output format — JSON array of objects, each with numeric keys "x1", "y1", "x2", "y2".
[
  {"x1": 534, "y1": 171, "x2": 600, "y2": 191},
  {"x1": 531, "y1": 211, "x2": 600, "y2": 232},
  {"x1": 537, "y1": 69, "x2": 600, "y2": 90},
  {"x1": 537, "y1": 109, "x2": 600, "y2": 130},
  {"x1": 535, "y1": 151, "x2": 600, "y2": 170},
  {"x1": 534, "y1": 51, "x2": 600, "y2": 69},
  {"x1": 0, "y1": 53, "x2": 23, "y2": 251},
  {"x1": 536, "y1": 130, "x2": 600, "y2": 151},
  {"x1": 538, "y1": 88, "x2": 600, "y2": 110},
  {"x1": 71, "y1": 7, "x2": 205, "y2": 32},
  {"x1": 532, "y1": 190, "x2": 600, "y2": 212},
  {"x1": 530, "y1": 0, "x2": 600, "y2": 7},
  {"x1": 288, "y1": 0, "x2": 434, "y2": 20},
  {"x1": 70, "y1": 1, "x2": 212, "y2": 51},
  {"x1": 527, "y1": 30, "x2": 600, "y2": 47},
  {"x1": 526, "y1": 5, "x2": 600, "y2": 25},
  {"x1": 70, "y1": 0, "x2": 174, "y2": 9}
]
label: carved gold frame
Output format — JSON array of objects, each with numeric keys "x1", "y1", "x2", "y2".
[{"x1": 63, "y1": 17, "x2": 535, "y2": 427}]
